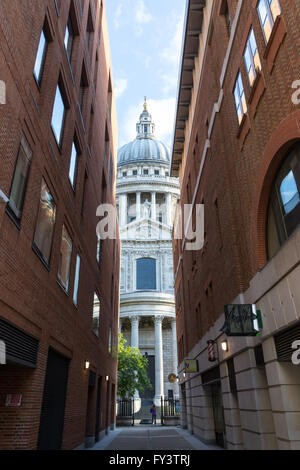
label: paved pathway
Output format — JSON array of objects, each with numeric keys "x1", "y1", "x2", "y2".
[{"x1": 89, "y1": 426, "x2": 221, "y2": 451}]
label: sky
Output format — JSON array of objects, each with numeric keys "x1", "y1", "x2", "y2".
[{"x1": 105, "y1": 0, "x2": 186, "y2": 150}]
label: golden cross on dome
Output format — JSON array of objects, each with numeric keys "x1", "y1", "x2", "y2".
[{"x1": 144, "y1": 96, "x2": 148, "y2": 111}]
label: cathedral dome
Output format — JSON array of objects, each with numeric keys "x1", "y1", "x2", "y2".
[{"x1": 117, "y1": 98, "x2": 170, "y2": 167}]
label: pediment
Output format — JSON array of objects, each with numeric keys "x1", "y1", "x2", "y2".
[{"x1": 120, "y1": 218, "x2": 172, "y2": 240}]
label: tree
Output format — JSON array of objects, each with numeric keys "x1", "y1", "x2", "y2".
[{"x1": 117, "y1": 333, "x2": 152, "y2": 398}]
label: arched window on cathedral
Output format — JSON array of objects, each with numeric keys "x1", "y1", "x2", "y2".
[
  {"x1": 267, "y1": 143, "x2": 300, "y2": 259},
  {"x1": 136, "y1": 258, "x2": 156, "y2": 290}
]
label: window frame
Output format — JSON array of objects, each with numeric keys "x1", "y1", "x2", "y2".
[
  {"x1": 33, "y1": 28, "x2": 48, "y2": 86},
  {"x1": 6, "y1": 133, "x2": 33, "y2": 226},
  {"x1": 233, "y1": 71, "x2": 247, "y2": 125},
  {"x1": 57, "y1": 224, "x2": 73, "y2": 293},
  {"x1": 136, "y1": 257, "x2": 157, "y2": 291},
  {"x1": 69, "y1": 140, "x2": 79, "y2": 190},
  {"x1": 32, "y1": 178, "x2": 57, "y2": 268},
  {"x1": 92, "y1": 292, "x2": 101, "y2": 336},
  {"x1": 51, "y1": 80, "x2": 67, "y2": 148},
  {"x1": 73, "y1": 254, "x2": 81, "y2": 306},
  {"x1": 267, "y1": 143, "x2": 300, "y2": 260},
  {"x1": 243, "y1": 28, "x2": 262, "y2": 87},
  {"x1": 257, "y1": 0, "x2": 281, "y2": 43}
]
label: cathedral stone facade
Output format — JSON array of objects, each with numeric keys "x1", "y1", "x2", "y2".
[{"x1": 117, "y1": 100, "x2": 180, "y2": 407}]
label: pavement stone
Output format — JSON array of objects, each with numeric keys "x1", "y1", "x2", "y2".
[{"x1": 88, "y1": 426, "x2": 222, "y2": 451}]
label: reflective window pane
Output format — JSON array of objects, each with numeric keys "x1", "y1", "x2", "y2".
[
  {"x1": 58, "y1": 225, "x2": 73, "y2": 292},
  {"x1": 93, "y1": 293, "x2": 100, "y2": 336},
  {"x1": 33, "y1": 179, "x2": 56, "y2": 264},
  {"x1": 73, "y1": 255, "x2": 81, "y2": 305},
  {"x1": 34, "y1": 29, "x2": 47, "y2": 83},
  {"x1": 136, "y1": 258, "x2": 156, "y2": 290},
  {"x1": 8, "y1": 134, "x2": 33, "y2": 220},
  {"x1": 51, "y1": 84, "x2": 66, "y2": 146},
  {"x1": 69, "y1": 142, "x2": 78, "y2": 188}
]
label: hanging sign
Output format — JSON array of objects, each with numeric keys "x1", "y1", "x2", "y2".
[
  {"x1": 184, "y1": 360, "x2": 199, "y2": 373},
  {"x1": 221, "y1": 304, "x2": 260, "y2": 337},
  {"x1": 168, "y1": 373, "x2": 177, "y2": 383}
]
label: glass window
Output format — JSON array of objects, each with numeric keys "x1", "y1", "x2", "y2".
[
  {"x1": 133, "y1": 170, "x2": 138, "y2": 176},
  {"x1": 64, "y1": 19, "x2": 74, "y2": 61},
  {"x1": 73, "y1": 254, "x2": 80, "y2": 305},
  {"x1": 8, "y1": 134, "x2": 33, "y2": 221},
  {"x1": 33, "y1": 179, "x2": 56, "y2": 265},
  {"x1": 267, "y1": 143, "x2": 300, "y2": 259},
  {"x1": 69, "y1": 142, "x2": 78, "y2": 188},
  {"x1": 244, "y1": 29, "x2": 262, "y2": 87},
  {"x1": 136, "y1": 258, "x2": 156, "y2": 290},
  {"x1": 51, "y1": 83, "x2": 66, "y2": 146},
  {"x1": 257, "y1": 0, "x2": 281, "y2": 42},
  {"x1": 96, "y1": 235, "x2": 101, "y2": 264},
  {"x1": 92, "y1": 293, "x2": 100, "y2": 336},
  {"x1": 34, "y1": 29, "x2": 47, "y2": 84},
  {"x1": 57, "y1": 225, "x2": 73, "y2": 292},
  {"x1": 233, "y1": 72, "x2": 247, "y2": 125},
  {"x1": 108, "y1": 327, "x2": 112, "y2": 353}
]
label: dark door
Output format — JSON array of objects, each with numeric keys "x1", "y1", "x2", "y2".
[
  {"x1": 95, "y1": 376, "x2": 102, "y2": 442},
  {"x1": 140, "y1": 355, "x2": 155, "y2": 399},
  {"x1": 37, "y1": 348, "x2": 69, "y2": 450},
  {"x1": 211, "y1": 382, "x2": 226, "y2": 448}
]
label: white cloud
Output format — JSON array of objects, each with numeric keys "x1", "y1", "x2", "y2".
[
  {"x1": 114, "y1": 77, "x2": 128, "y2": 99},
  {"x1": 114, "y1": 3, "x2": 123, "y2": 29},
  {"x1": 160, "y1": 17, "x2": 184, "y2": 67},
  {"x1": 135, "y1": 0, "x2": 153, "y2": 24},
  {"x1": 120, "y1": 98, "x2": 176, "y2": 148}
]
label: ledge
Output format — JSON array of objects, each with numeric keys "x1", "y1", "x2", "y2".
[
  {"x1": 263, "y1": 15, "x2": 287, "y2": 73},
  {"x1": 249, "y1": 70, "x2": 266, "y2": 118}
]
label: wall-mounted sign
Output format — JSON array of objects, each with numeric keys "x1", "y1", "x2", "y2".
[
  {"x1": 184, "y1": 360, "x2": 199, "y2": 373},
  {"x1": 168, "y1": 373, "x2": 177, "y2": 383},
  {"x1": 5, "y1": 394, "x2": 22, "y2": 407},
  {"x1": 221, "y1": 304, "x2": 260, "y2": 337}
]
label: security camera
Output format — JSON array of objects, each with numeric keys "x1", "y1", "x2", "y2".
[{"x1": 0, "y1": 189, "x2": 9, "y2": 203}]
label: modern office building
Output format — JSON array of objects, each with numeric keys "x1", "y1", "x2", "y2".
[
  {"x1": 0, "y1": 0, "x2": 120, "y2": 450},
  {"x1": 117, "y1": 100, "x2": 180, "y2": 409},
  {"x1": 171, "y1": 0, "x2": 300, "y2": 450}
]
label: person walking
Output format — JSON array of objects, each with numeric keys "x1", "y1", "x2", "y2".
[{"x1": 150, "y1": 404, "x2": 157, "y2": 426}]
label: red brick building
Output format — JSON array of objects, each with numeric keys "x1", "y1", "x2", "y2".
[
  {"x1": 0, "y1": 0, "x2": 120, "y2": 450},
  {"x1": 171, "y1": 0, "x2": 300, "y2": 450}
]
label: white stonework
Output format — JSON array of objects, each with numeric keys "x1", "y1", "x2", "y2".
[{"x1": 117, "y1": 100, "x2": 180, "y2": 406}]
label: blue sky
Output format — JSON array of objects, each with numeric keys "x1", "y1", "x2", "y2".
[{"x1": 105, "y1": 0, "x2": 186, "y2": 149}]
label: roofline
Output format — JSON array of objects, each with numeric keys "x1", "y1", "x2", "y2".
[{"x1": 170, "y1": 0, "x2": 207, "y2": 177}]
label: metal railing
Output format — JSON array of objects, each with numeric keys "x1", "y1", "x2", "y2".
[
  {"x1": 160, "y1": 397, "x2": 180, "y2": 425},
  {"x1": 116, "y1": 398, "x2": 134, "y2": 426}
]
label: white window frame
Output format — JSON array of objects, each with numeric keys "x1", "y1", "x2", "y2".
[
  {"x1": 244, "y1": 28, "x2": 261, "y2": 87},
  {"x1": 233, "y1": 72, "x2": 247, "y2": 125},
  {"x1": 257, "y1": 0, "x2": 281, "y2": 43}
]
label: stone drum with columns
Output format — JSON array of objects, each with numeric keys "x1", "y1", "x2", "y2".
[{"x1": 117, "y1": 99, "x2": 180, "y2": 409}]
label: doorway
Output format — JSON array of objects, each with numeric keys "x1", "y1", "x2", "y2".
[
  {"x1": 95, "y1": 376, "x2": 102, "y2": 442},
  {"x1": 140, "y1": 355, "x2": 155, "y2": 399},
  {"x1": 37, "y1": 349, "x2": 69, "y2": 450},
  {"x1": 211, "y1": 382, "x2": 226, "y2": 448}
]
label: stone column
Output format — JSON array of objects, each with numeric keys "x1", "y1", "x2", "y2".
[
  {"x1": 136, "y1": 192, "x2": 141, "y2": 220},
  {"x1": 166, "y1": 193, "x2": 172, "y2": 226},
  {"x1": 154, "y1": 315, "x2": 164, "y2": 405},
  {"x1": 151, "y1": 192, "x2": 156, "y2": 222},
  {"x1": 131, "y1": 315, "x2": 139, "y2": 349},
  {"x1": 171, "y1": 319, "x2": 179, "y2": 397},
  {"x1": 120, "y1": 194, "x2": 127, "y2": 227},
  {"x1": 131, "y1": 316, "x2": 141, "y2": 409}
]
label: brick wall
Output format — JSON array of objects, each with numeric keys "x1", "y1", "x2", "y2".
[{"x1": 0, "y1": 0, "x2": 120, "y2": 450}]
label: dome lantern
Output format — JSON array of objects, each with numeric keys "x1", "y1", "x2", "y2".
[{"x1": 118, "y1": 98, "x2": 170, "y2": 167}]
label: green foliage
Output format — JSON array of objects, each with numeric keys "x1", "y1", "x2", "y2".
[{"x1": 117, "y1": 333, "x2": 152, "y2": 398}]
